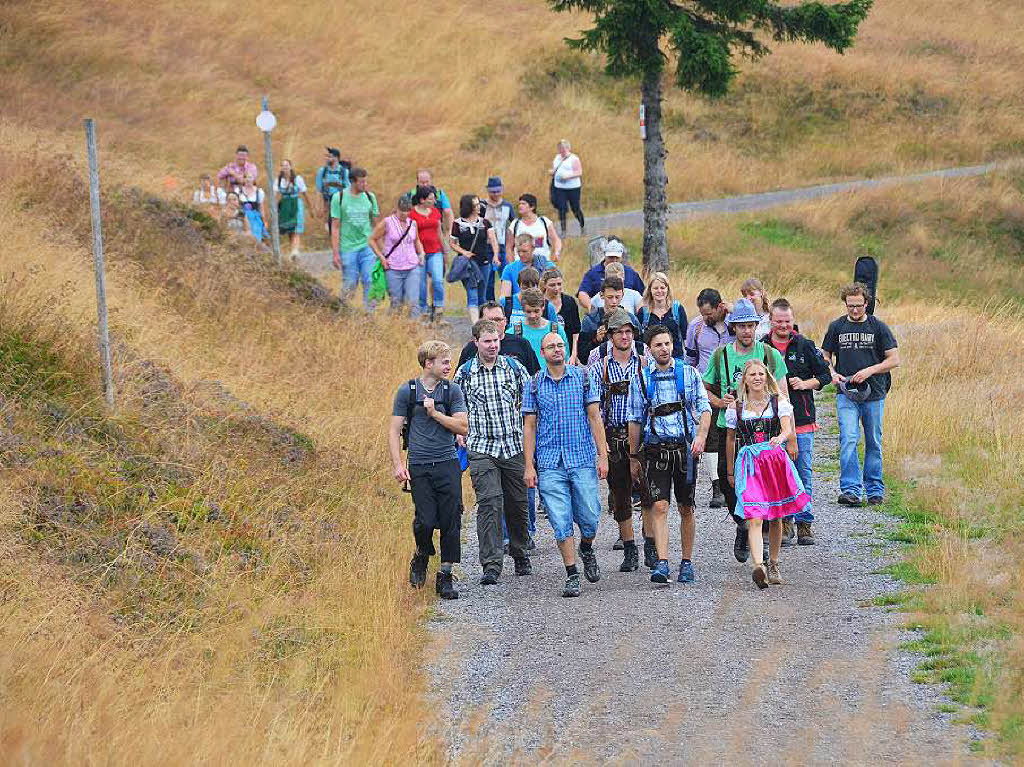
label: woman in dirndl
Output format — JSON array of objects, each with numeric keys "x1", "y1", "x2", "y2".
[{"x1": 725, "y1": 359, "x2": 810, "y2": 589}]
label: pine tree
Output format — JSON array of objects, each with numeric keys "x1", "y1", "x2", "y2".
[{"x1": 550, "y1": 0, "x2": 872, "y2": 273}]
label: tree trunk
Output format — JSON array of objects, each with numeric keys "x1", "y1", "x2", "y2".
[{"x1": 640, "y1": 69, "x2": 669, "y2": 275}]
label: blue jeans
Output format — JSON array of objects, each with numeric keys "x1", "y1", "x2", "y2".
[
  {"x1": 385, "y1": 268, "x2": 421, "y2": 317},
  {"x1": 837, "y1": 394, "x2": 886, "y2": 499},
  {"x1": 469, "y1": 263, "x2": 491, "y2": 308},
  {"x1": 537, "y1": 465, "x2": 600, "y2": 542},
  {"x1": 419, "y1": 252, "x2": 445, "y2": 310},
  {"x1": 341, "y1": 245, "x2": 377, "y2": 307},
  {"x1": 485, "y1": 247, "x2": 506, "y2": 302},
  {"x1": 793, "y1": 431, "x2": 815, "y2": 523}
]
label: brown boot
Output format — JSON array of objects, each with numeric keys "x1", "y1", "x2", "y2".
[
  {"x1": 797, "y1": 521, "x2": 815, "y2": 546},
  {"x1": 781, "y1": 519, "x2": 795, "y2": 546},
  {"x1": 766, "y1": 560, "x2": 782, "y2": 585}
]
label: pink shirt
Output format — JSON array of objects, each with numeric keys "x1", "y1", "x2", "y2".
[
  {"x1": 217, "y1": 160, "x2": 258, "y2": 186},
  {"x1": 382, "y1": 214, "x2": 420, "y2": 271}
]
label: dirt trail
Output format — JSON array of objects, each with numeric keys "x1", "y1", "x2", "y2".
[{"x1": 426, "y1": 407, "x2": 988, "y2": 763}]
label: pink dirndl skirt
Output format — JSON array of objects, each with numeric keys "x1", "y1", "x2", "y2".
[{"x1": 734, "y1": 442, "x2": 811, "y2": 521}]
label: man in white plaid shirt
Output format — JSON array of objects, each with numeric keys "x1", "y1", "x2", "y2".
[{"x1": 453, "y1": 319, "x2": 532, "y2": 585}]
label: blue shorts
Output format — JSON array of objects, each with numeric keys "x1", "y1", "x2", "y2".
[{"x1": 537, "y1": 465, "x2": 600, "y2": 542}]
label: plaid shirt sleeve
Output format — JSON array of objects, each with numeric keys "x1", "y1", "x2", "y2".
[
  {"x1": 627, "y1": 372, "x2": 647, "y2": 424},
  {"x1": 584, "y1": 366, "x2": 601, "y2": 406},
  {"x1": 522, "y1": 373, "x2": 538, "y2": 415}
]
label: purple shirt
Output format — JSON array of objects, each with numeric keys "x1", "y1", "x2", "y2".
[
  {"x1": 217, "y1": 160, "x2": 258, "y2": 186},
  {"x1": 685, "y1": 317, "x2": 733, "y2": 374},
  {"x1": 382, "y1": 214, "x2": 420, "y2": 271}
]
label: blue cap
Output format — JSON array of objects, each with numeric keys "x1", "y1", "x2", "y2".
[
  {"x1": 486, "y1": 176, "x2": 503, "y2": 190},
  {"x1": 725, "y1": 297, "x2": 761, "y2": 326}
]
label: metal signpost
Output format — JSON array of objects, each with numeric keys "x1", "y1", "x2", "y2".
[
  {"x1": 83, "y1": 118, "x2": 116, "y2": 409},
  {"x1": 257, "y1": 97, "x2": 281, "y2": 265}
]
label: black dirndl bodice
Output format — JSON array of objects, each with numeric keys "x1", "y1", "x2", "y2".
[{"x1": 735, "y1": 396, "x2": 781, "y2": 448}]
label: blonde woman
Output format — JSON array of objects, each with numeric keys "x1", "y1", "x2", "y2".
[
  {"x1": 741, "y1": 277, "x2": 772, "y2": 339},
  {"x1": 725, "y1": 360, "x2": 808, "y2": 589},
  {"x1": 636, "y1": 272, "x2": 688, "y2": 359},
  {"x1": 540, "y1": 267, "x2": 582, "y2": 364},
  {"x1": 550, "y1": 139, "x2": 584, "y2": 237}
]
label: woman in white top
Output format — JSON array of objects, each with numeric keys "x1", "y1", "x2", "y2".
[
  {"x1": 274, "y1": 159, "x2": 316, "y2": 257},
  {"x1": 193, "y1": 174, "x2": 226, "y2": 211},
  {"x1": 741, "y1": 277, "x2": 773, "y2": 339},
  {"x1": 506, "y1": 193, "x2": 561, "y2": 263},
  {"x1": 550, "y1": 139, "x2": 584, "y2": 237}
]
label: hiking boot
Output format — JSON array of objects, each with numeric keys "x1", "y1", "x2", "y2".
[
  {"x1": 838, "y1": 492, "x2": 864, "y2": 507},
  {"x1": 733, "y1": 524, "x2": 749, "y2": 563},
  {"x1": 677, "y1": 560, "x2": 695, "y2": 583},
  {"x1": 797, "y1": 522, "x2": 816, "y2": 546},
  {"x1": 752, "y1": 563, "x2": 768, "y2": 590},
  {"x1": 619, "y1": 543, "x2": 639, "y2": 572},
  {"x1": 562, "y1": 573, "x2": 581, "y2": 597},
  {"x1": 513, "y1": 557, "x2": 532, "y2": 576},
  {"x1": 651, "y1": 559, "x2": 671, "y2": 584},
  {"x1": 643, "y1": 539, "x2": 658, "y2": 569},
  {"x1": 409, "y1": 552, "x2": 428, "y2": 589},
  {"x1": 579, "y1": 547, "x2": 601, "y2": 583},
  {"x1": 867, "y1": 495, "x2": 885, "y2": 506},
  {"x1": 766, "y1": 561, "x2": 782, "y2": 585},
  {"x1": 612, "y1": 537, "x2": 624, "y2": 551},
  {"x1": 710, "y1": 480, "x2": 725, "y2": 509},
  {"x1": 479, "y1": 568, "x2": 500, "y2": 586},
  {"x1": 436, "y1": 570, "x2": 458, "y2": 600},
  {"x1": 781, "y1": 519, "x2": 795, "y2": 547}
]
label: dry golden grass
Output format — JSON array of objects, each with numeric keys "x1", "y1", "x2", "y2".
[{"x1": 2, "y1": 0, "x2": 1024, "y2": 215}]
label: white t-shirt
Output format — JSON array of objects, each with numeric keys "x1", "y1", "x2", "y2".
[
  {"x1": 552, "y1": 153, "x2": 582, "y2": 190},
  {"x1": 724, "y1": 398, "x2": 794, "y2": 429},
  {"x1": 508, "y1": 216, "x2": 553, "y2": 260},
  {"x1": 274, "y1": 175, "x2": 307, "y2": 194},
  {"x1": 590, "y1": 288, "x2": 643, "y2": 315},
  {"x1": 193, "y1": 187, "x2": 226, "y2": 205}
]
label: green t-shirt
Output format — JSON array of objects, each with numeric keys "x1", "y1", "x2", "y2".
[
  {"x1": 331, "y1": 190, "x2": 379, "y2": 253},
  {"x1": 516, "y1": 319, "x2": 568, "y2": 368},
  {"x1": 702, "y1": 341, "x2": 788, "y2": 428}
]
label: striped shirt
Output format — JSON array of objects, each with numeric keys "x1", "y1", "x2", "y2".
[
  {"x1": 587, "y1": 345, "x2": 642, "y2": 428},
  {"x1": 627, "y1": 361, "x2": 710, "y2": 445},
  {"x1": 685, "y1": 318, "x2": 733, "y2": 374},
  {"x1": 522, "y1": 365, "x2": 601, "y2": 469},
  {"x1": 452, "y1": 355, "x2": 529, "y2": 459}
]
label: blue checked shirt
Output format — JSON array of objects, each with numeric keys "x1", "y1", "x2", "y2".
[
  {"x1": 627, "y1": 361, "x2": 710, "y2": 445},
  {"x1": 587, "y1": 347, "x2": 642, "y2": 428},
  {"x1": 522, "y1": 365, "x2": 601, "y2": 469},
  {"x1": 452, "y1": 355, "x2": 529, "y2": 459}
]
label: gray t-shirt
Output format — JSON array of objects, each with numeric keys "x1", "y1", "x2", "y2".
[{"x1": 392, "y1": 379, "x2": 467, "y2": 465}]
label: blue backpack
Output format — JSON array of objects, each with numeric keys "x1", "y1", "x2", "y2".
[{"x1": 638, "y1": 359, "x2": 693, "y2": 444}]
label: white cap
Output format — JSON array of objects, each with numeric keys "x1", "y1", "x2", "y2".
[{"x1": 604, "y1": 239, "x2": 625, "y2": 257}]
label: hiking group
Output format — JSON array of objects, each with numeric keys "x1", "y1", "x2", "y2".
[
  {"x1": 387, "y1": 243, "x2": 901, "y2": 599},
  {"x1": 194, "y1": 141, "x2": 587, "y2": 326}
]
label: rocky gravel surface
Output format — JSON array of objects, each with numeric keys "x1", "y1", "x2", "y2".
[{"x1": 426, "y1": 408, "x2": 990, "y2": 764}]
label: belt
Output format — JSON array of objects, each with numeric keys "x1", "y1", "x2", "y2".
[
  {"x1": 605, "y1": 425, "x2": 629, "y2": 438},
  {"x1": 645, "y1": 442, "x2": 686, "y2": 454}
]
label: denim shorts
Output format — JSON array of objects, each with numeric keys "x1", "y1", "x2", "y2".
[{"x1": 537, "y1": 464, "x2": 601, "y2": 542}]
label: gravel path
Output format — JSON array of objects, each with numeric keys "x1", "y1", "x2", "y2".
[{"x1": 426, "y1": 405, "x2": 988, "y2": 763}]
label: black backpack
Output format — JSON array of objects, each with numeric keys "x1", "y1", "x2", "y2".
[
  {"x1": 401, "y1": 379, "x2": 452, "y2": 451},
  {"x1": 854, "y1": 255, "x2": 879, "y2": 315}
]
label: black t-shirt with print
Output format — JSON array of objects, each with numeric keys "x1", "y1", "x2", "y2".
[
  {"x1": 451, "y1": 218, "x2": 494, "y2": 267},
  {"x1": 822, "y1": 314, "x2": 898, "y2": 401},
  {"x1": 557, "y1": 293, "x2": 582, "y2": 339}
]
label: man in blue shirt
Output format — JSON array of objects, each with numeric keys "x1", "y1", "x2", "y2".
[
  {"x1": 577, "y1": 238, "x2": 645, "y2": 312},
  {"x1": 315, "y1": 147, "x2": 349, "y2": 235},
  {"x1": 523, "y1": 331, "x2": 608, "y2": 598},
  {"x1": 500, "y1": 235, "x2": 552, "y2": 299},
  {"x1": 628, "y1": 325, "x2": 711, "y2": 585}
]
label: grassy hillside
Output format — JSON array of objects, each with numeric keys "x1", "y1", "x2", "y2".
[{"x1": 2, "y1": 0, "x2": 1024, "y2": 213}]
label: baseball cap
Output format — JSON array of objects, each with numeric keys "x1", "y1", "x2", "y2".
[
  {"x1": 838, "y1": 379, "x2": 871, "y2": 403},
  {"x1": 603, "y1": 239, "x2": 626, "y2": 258}
]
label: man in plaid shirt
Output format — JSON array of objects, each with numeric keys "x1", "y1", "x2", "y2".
[
  {"x1": 587, "y1": 309, "x2": 648, "y2": 574},
  {"x1": 453, "y1": 319, "x2": 532, "y2": 585},
  {"x1": 523, "y1": 331, "x2": 608, "y2": 598}
]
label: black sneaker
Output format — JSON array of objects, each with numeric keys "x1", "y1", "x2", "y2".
[
  {"x1": 838, "y1": 493, "x2": 864, "y2": 507},
  {"x1": 579, "y1": 548, "x2": 601, "y2": 583},
  {"x1": 619, "y1": 543, "x2": 639, "y2": 572},
  {"x1": 513, "y1": 557, "x2": 532, "y2": 576},
  {"x1": 612, "y1": 537, "x2": 624, "y2": 551},
  {"x1": 409, "y1": 552, "x2": 428, "y2": 589},
  {"x1": 562, "y1": 573, "x2": 581, "y2": 597},
  {"x1": 436, "y1": 570, "x2": 458, "y2": 600},
  {"x1": 733, "y1": 523, "x2": 749, "y2": 563},
  {"x1": 643, "y1": 539, "x2": 657, "y2": 569},
  {"x1": 479, "y1": 568, "x2": 500, "y2": 586}
]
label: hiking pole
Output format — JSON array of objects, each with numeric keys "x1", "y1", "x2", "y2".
[
  {"x1": 83, "y1": 118, "x2": 116, "y2": 410},
  {"x1": 256, "y1": 97, "x2": 282, "y2": 265}
]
